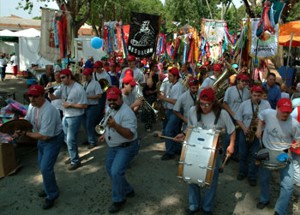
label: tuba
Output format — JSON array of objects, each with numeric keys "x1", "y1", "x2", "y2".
[{"x1": 212, "y1": 61, "x2": 238, "y2": 101}]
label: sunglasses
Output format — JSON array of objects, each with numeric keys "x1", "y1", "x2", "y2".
[
  {"x1": 28, "y1": 95, "x2": 39, "y2": 98},
  {"x1": 108, "y1": 99, "x2": 117, "y2": 102},
  {"x1": 199, "y1": 102, "x2": 212, "y2": 107},
  {"x1": 60, "y1": 76, "x2": 67, "y2": 79}
]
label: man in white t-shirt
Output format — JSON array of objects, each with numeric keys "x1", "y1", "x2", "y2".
[{"x1": 255, "y1": 98, "x2": 300, "y2": 215}]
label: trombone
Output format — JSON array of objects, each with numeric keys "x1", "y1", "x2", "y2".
[
  {"x1": 135, "y1": 83, "x2": 158, "y2": 114},
  {"x1": 95, "y1": 110, "x2": 114, "y2": 135}
]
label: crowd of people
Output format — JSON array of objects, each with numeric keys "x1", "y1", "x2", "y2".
[
  {"x1": 0, "y1": 52, "x2": 18, "y2": 81},
  {"x1": 8, "y1": 54, "x2": 300, "y2": 215}
]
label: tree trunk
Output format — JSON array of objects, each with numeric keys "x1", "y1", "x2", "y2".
[{"x1": 242, "y1": 0, "x2": 256, "y2": 18}]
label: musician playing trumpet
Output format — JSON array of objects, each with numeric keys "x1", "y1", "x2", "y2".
[
  {"x1": 235, "y1": 85, "x2": 271, "y2": 186},
  {"x1": 174, "y1": 87, "x2": 235, "y2": 215},
  {"x1": 98, "y1": 86, "x2": 139, "y2": 213}
]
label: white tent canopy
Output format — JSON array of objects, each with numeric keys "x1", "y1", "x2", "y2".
[
  {"x1": 0, "y1": 28, "x2": 40, "y2": 37},
  {"x1": 0, "y1": 29, "x2": 17, "y2": 37}
]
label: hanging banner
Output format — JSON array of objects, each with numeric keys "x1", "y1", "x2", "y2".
[
  {"x1": 201, "y1": 19, "x2": 227, "y2": 44},
  {"x1": 40, "y1": 8, "x2": 73, "y2": 62},
  {"x1": 127, "y1": 12, "x2": 160, "y2": 58}
]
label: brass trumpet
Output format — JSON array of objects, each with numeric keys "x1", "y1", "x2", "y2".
[{"x1": 95, "y1": 110, "x2": 114, "y2": 135}]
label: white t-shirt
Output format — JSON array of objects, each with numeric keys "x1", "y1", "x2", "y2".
[
  {"x1": 122, "y1": 92, "x2": 136, "y2": 107},
  {"x1": 224, "y1": 85, "x2": 250, "y2": 114},
  {"x1": 188, "y1": 107, "x2": 235, "y2": 135},
  {"x1": 54, "y1": 82, "x2": 88, "y2": 117},
  {"x1": 166, "y1": 81, "x2": 185, "y2": 110},
  {"x1": 235, "y1": 99, "x2": 271, "y2": 128},
  {"x1": 258, "y1": 109, "x2": 300, "y2": 150},
  {"x1": 173, "y1": 90, "x2": 197, "y2": 119},
  {"x1": 199, "y1": 75, "x2": 216, "y2": 91},
  {"x1": 83, "y1": 79, "x2": 102, "y2": 105},
  {"x1": 104, "y1": 103, "x2": 138, "y2": 147}
]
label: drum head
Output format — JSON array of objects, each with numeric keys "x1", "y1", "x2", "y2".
[{"x1": 0, "y1": 119, "x2": 33, "y2": 135}]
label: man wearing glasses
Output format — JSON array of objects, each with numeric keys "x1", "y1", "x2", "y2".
[
  {"x1": 98, "y1": 86, "x2": 138, "y2": 213},
  {"x1": 175, "y1": 87, "x2": 235, "y2": 215},
  {"x1": 17, "y1": 84, "x2": 64, "y2": 209},
  {"x1": 49, "y1": 69, "x2": 88, "y2": 171}
]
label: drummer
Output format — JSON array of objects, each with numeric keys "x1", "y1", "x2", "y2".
[
  {"x1": 175, "y1": 87, "x2": 235, "y2": 215},
  {"x1": 255, "y1": 98, "x2": 300, "y2": 215}
]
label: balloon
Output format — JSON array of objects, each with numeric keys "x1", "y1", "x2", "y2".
[{"x1": 91, "y1": 37, "x2": 103, "y2": 49}]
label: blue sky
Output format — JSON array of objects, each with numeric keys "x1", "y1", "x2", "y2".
[{"x1": 0, "y1": 0, "x2": 242, "y2": 19}]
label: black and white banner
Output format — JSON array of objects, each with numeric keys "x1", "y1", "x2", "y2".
[{"x1": 127, "y1": 12, "x2": 160, "y2": 58}]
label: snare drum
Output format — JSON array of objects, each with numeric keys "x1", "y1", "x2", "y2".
[
  {"x1": 258, "y1": 149, "x2": 289, "y2": 170},
  {"x1": 178, "y1": 127, "x2": 219, "y2": 187}
]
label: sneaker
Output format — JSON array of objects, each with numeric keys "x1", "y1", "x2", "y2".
[
  {"x1": 64, "y1": 158, "x2": 71, "y2": 165},
  {"x1": 185, "y1": 208, "x2": 199, "y2": 215},
  {"x1": 256, "y1": 201, "x2": 270, "y2": 209},
  {"x1": 42, "y1": 198, "x2": 55, "y2": 210},
  {"x1": 38, "y1": 190, "x2": 47, "y2": 198},
  {"x1": 237, "y1": 174, "x2": 246, "y2": 181},
  {"x1": 68, "y1": 163, "x2": 81, "y2": 171},
  {"x1": 108, "y1": 200, "x2": 126, "y2": 213}
]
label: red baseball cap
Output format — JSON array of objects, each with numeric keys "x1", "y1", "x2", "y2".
[
  {"x1": 199, "y1": 88, "x2": 215, "y2": 102},
  {"x1": 213, "y1": 64, "x2": 222, "y2": 72},
  {"x1": 127, "y1": 55, "x2": 136, "y2": 62},
  {"x1": 168, "y1": 67, "x2": 179, "y2": 77},
  {"x1": 28, "y1": 84, "x2": 45, "y2": 97},
  {"x1": 94, "y1": 61, "x2": 103, "y2": 68},
  {"x1": 124, "y1": 68, "x2": 134, "y2": 77},
  {"x1": 236, "y1": 73, "x2": 249, "y2": 81},
  {"x1": 106, "y1": 86, "x2": 122, "y2": 100},
  {"x1": 61, "y1": 69, "x2": 73, "y2": 76},
  {"x1": 188, "y1": 77, "x2": 199, "y2": 87},
  {"x1": 82, "y1": 68, "x2": 93, "y2": 76},
  {"x1": 277, "y1": 98, "x2": 292, "y2": 113},
  {"x1": 122, "y1": 75, "x2": 137, "y2": 87},
  {"x1": 251, "y1": 85, "x2": 263, "y2": 93}
]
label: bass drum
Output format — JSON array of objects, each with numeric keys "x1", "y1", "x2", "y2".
[
  {"x1": 178, "y1": 127, "x2": 219, "y2": 187},
  {"x1": 0, "y1": 119, "x2": 36, "y2": 145}
]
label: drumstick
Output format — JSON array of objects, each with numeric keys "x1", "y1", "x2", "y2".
[
  {"x1": 219, "y1": 154, "x2": 230, "y2": 173},
  {"x1": 153, "y1": 133, "x2": 176, "y2": 141}
]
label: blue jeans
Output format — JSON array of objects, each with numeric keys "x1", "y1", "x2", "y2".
[
  {"x1": 238, "y1": 132, "x2": 260, "y2": 180},
  {"x1": 62, "y1": 115, "x2": 83, "y2": 164},
  {"x1": 37, "y1": 131, "x2": 63, "y2": 200},
  {"x1": 83, "y1": 105, "x2": 98, "y2": 146},
  {"x1": 188, "y1": 153, "x2": 220, "y2": 212},
  {"x1": 164, "y1": 109, "x2": 182, "y2": 155},
  {"x1": 259, "y1": 162, "x2": 294, "y2": 215},
  {"x1": 106, "y1": 139, "x2": 138, "y2": 202}
]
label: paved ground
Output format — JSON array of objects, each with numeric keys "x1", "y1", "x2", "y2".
[{"x1": 0, "y1": 77, "x2": 299, "y2": 215}]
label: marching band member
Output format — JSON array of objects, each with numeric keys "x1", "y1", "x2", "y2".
[
  {"x1": 291, "y1": 104, "x2": 300, "y2": 196},
  {"x1": 175, "y1": 87, "x2": 236, "y2": 215},
  {"x1": 199, "y1": 63, "x2": 223, "y2": 91},
  {"x1": 82, "y1": 68, "x2": 103, "y2": 149},
  {"x1": 173, "y1": 77, "x2": 199, "y2": 130},
  {"x1": 98, "y1": 86, "x2": 138, "y2": 213},
  {"x1": 223, "y1": 73, "x2": 250, "y2": 161},
  {"x1": 20, "y1": 84, "x2": 64, "y2": 209},
  {"x1": 255, "y1": 98, "x2": 300, "y2": 215},
  {"x1": 49, "y1": 69, "x2": 88, "y2": 171},
  {"x1": 235, "y1": 86, "x2": 271, "y2": 186},
  {"x1": 158, "y1": 67, "x2": 185, "y2": 160}
]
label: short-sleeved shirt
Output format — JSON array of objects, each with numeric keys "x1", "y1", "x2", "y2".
[
  {"x1": 224, "y1": 86, "x2": 250, "y2": 114},
  {"x1": 83, "y1": 79, "x2": 102, "y2": 105},
  {"x1": 188, "y1": 107, "x2": 235, "y2": 135},
  {"x1": 262, "y1": 83, "x2": 281, "y2": 109},
  {"x1": 235, "y1": 99, "x2": 271, "y2": 128},
  {"x1": 258, "y1": 109, "x2": 300, "y2": 150},
  {"x1": 122, "y1": 92, "x2": 136, "y2": 107},
  {"x1": 25, "y1": 101, "x2": 62, "y2": 137},
  {"x1": 166, "y1": 81, "x2": 185, "y2": 110},
  {"x1": 104, "y1": 103, "x2": 138, "y2": 147},
  {"x1": 173, "y1": 90, "x2": 197, "y2": 119},
  {"x1": 93, "y1": 71, "x2": 112, "y2": 86},
  {"x1": 199, "y1": 75, "x2": 216, "y2": 91},
  {"x1": 54, "y1": 82, "x2": 88, "y2": 117}
]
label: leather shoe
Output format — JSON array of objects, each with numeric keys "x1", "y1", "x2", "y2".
[
  {"x1": 249, "y1": 180, "x2": 257, "y2": 187},
  {"x1": 68, "y1": 163, "x2": 81, "y2": 171},
  {"x1": 274, "y1": 212, "x2": 279, "y2": 215},
  {"x1": 185, "y1": 208, "x2": 199, "y2": 215},
  {"x1": 38, "y1": 190, "x2": 47, "y2": 198},
  {"x1": 42, "y1": 198, "x2": 55, "y2": 210},
  {"x1": 256, "y1": 201, "x2": 270, "y2": 209},
  {"x1": 108, "y1": 200, "x2": 126, "y2": 213},
  {"x1": 126, "y1": 190, "x2": 135, "y2": 198},
  {"x1": 161, "y1": 153, "x2": 175, "y2": 161}
]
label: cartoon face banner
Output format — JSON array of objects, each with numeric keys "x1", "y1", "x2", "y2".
[
  {"x1": 202, "y1": 19, "x2": 227, "y2": 44},
  {"x1": 127, "y1": 12, "x2": 160, "y2": 58}
]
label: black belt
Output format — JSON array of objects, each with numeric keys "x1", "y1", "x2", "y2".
[
  {"x1": 118, "y1": 141, "x2": 132, "y2": 148},
  {"x1": 88, "y1": 104, "x2": 97, "y2": 106}
]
